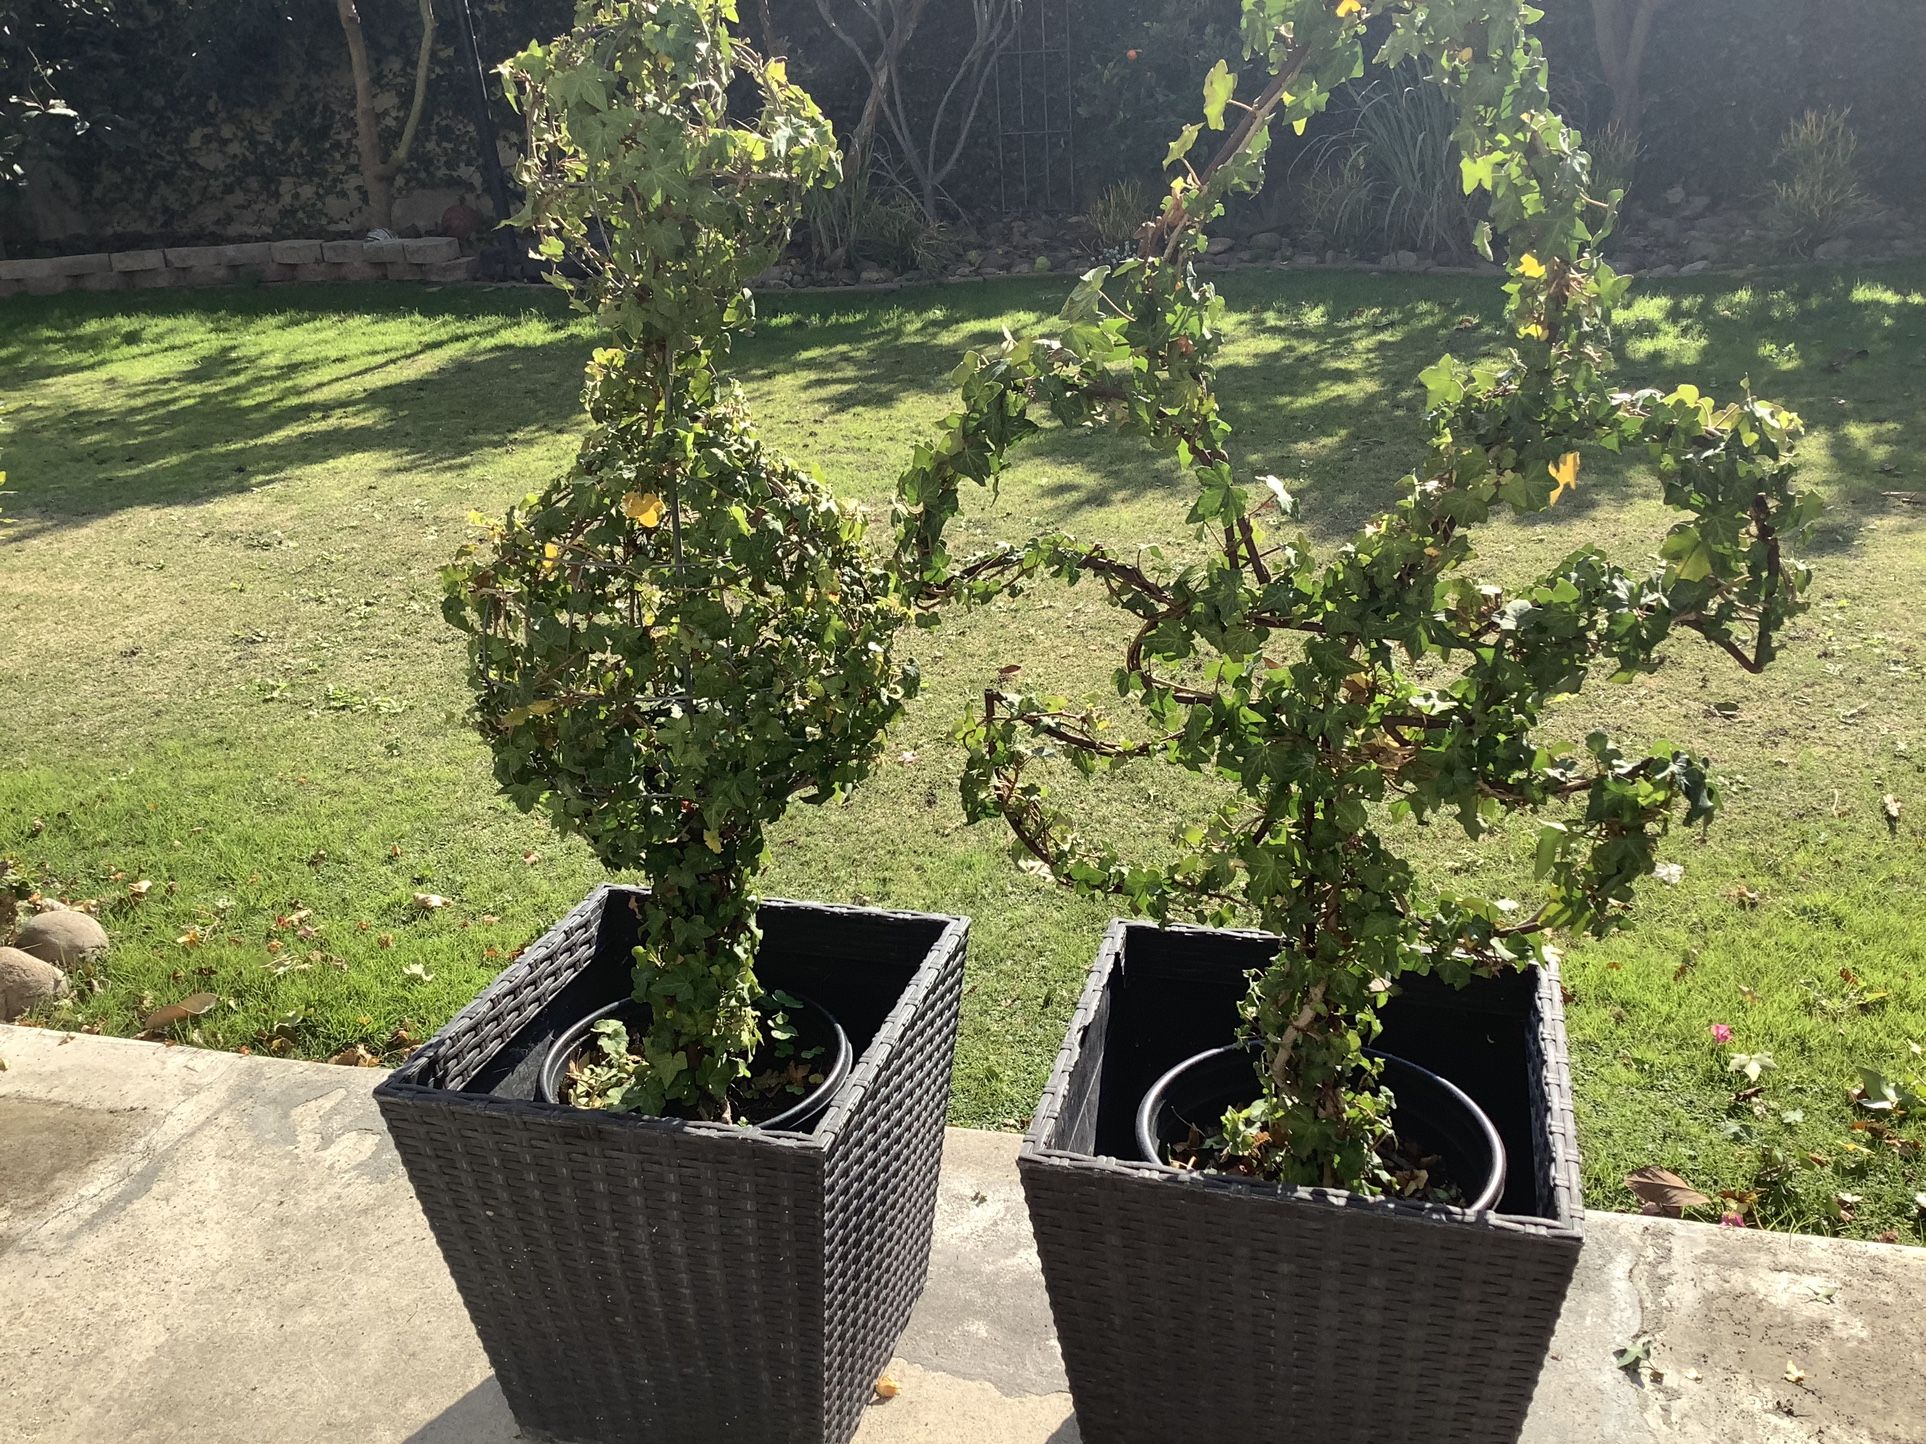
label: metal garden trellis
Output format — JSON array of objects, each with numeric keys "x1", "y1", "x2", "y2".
[{"x1": 993, "y1": 0, "x2": 1077, "y2": 214}]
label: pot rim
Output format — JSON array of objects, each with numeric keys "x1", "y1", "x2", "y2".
[
  {"x1": 537, "y1": 988, "x2": 853, "y2": 1132},
  {"x1": 1134, "y1": 1041, "x2": 1508, "y2": 1212}
]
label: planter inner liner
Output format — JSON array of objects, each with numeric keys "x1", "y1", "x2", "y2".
[{"x1": 1059, "y1": 922, "x2": 1561, "y2": 1217}]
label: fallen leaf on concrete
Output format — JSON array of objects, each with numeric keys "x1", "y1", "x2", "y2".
[
  {"x1": 1784, "y1": 1360, "x2": 1805, "y2": 1384},
  {"x1": 874, "y1": 1371, "x2": 901, "y2": 1400},
  {"x1": 1612, "y1": 1336, "x2": 1652, "y2": 1373},
  {"x1": 1682, "y1": 1367, "x2": 1702, "y2": 1382},
  {"x1": 143, "y1": 992, "x2": 218, "y2": 1032},
  {"x1": 1625, "y1": 1166, "x2": 1711, "y2": 1215}
]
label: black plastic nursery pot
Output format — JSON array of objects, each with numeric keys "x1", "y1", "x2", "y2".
[
  {"x1": 374, "y1": 885, "x2": 968, "y2": 1444},
  {"x1": 1019, "y1": 920, "x2": 1585, "y2": 1444}
]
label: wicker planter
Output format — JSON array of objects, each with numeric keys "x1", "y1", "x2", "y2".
[
  {"x1": 1019, "y1": 920, "x2": 1584, "y2": 1444},
  {"x1": 375, "y1": 886, "x2": 968, "y2": 1444}
]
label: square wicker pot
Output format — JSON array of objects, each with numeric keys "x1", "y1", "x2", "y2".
[
  {"x1": 1020, "y1": 920, "x2": 1584, "y2": 1444},
  {"x1": 375, "y1": 885, "x2": 968, "y2": 1444}
]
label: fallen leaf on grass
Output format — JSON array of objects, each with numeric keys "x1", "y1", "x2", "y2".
[
  {"x1": 326, "y1": 1043, "x2": 382, "y2": 1068},
  {"x1": 873, "y1": 1371, "x2": 901, "y2": 1400},
  {"x1": 521, "y1": 851, "x2": 541, "y2": 866},
  {"x1": 1625, "y1": 1166, "x2": 1711, "y2": 1216},
  {"x1": 175, "y1": 928, "x2": 203, "y2": 949},
  {"x1": 126, "y1": 880, "x2": 153, "y2": 902},
  {"x1": 401, "y1": 963, "x2": 435, "y2": 983},
  {"x1": 413, "y1": 893, "x2": 449, "y2": 911},
  {"x1": 143, "y1": 992, "x2": 218, "y2": 1032},
  {"x1": 1882, "y1": 794, "x2": 1903, "y2": 833},
  {"x1": 1016, "y1": 855, "x2": 1054, "y2": 881},
  {"x1": 1725, "y1": 884, "x2": 1763, "y2": 910}
]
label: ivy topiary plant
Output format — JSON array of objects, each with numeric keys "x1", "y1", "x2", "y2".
[
  {"x1": 445, "y1": 0, "x2": 914, "y2": 1121},
  {"x1": 894, "y1": 0, "x2": 1817, "y2": 1194}
]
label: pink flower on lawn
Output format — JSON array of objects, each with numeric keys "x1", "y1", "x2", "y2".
[
  {"x1": 1719, "y1": 1212, "x2": 1747, "y2": 1229},
  {"x1": 1710, "y1": 1023, "x2": 1734, "y2": 1045}
]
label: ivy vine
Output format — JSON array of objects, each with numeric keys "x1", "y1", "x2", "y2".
[
  {"x1": 445, "y1": 0, "x2": 914, "y2": 1120},
  {"x1": 893, "y1": 0, "x2": 1817, "y2": 1193}
]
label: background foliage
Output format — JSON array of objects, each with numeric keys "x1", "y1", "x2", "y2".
[{"x1": 5, "y1": 0, "x2": 1923, "y2": 254}]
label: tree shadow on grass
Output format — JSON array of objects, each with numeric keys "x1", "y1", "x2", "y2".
[
  {"x1": 3, "y1": 263, "x2": 1917, "y2": 555},
  {"x1": 1208, "y1": 263, "x2": 1926, "y2": 555},
  {"x1": 0, "y1": 284, "x2": 591, "y2": 542}
]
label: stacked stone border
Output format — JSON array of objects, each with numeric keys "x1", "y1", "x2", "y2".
[{"x1": 0, "y1": 238, "x2": 479, "y2": 299}]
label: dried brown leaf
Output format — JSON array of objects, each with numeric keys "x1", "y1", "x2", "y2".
[
  {"x1": 143, "y1": 992, "x2": 218, "y2": 1032},
  {"x1": 1624, "y1": 1166, "x2": 1712, "y2": 1216}
]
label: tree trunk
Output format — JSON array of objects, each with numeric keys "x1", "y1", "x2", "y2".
[
  {"x1": 1591, "y1": 0, "x2": 1667, "y2": 141},
  {"x1": 336, "y1": 0, "x2": 438, "y2": 232},
  {"x1": 812, "y1": 0, "x2": 928, "y2": 269}
]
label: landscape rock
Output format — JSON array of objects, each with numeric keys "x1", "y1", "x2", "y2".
[
  {"x1": 16, "y1": 909, "x2": 109, "y2": 968},
  {"x1": 1678, "y1": 260, "x2": 1711, "y2": 276},
  {"x1": 401, "y1": 236, "x2": 459, "y2": 264},
  {"x1": 0, "y1": 253, "x2": 111, "y2": 281},
  {"x1": 1813, "y1": 237, "x2": 1853, "y2": 262},
  {"x1": 1247, "y1": 231, "x2": 1285, "y2": 253},
  {"x1": 1205, "y1": 235, "x2": 1236, "y2": 256},
  {"x1": 0, "y1": 946, "x2": 67, "y2": 1021}
]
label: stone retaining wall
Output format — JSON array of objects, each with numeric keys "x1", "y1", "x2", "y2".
[{"x1": 0, "y1": 238, "x2": 479, "y2": 299}]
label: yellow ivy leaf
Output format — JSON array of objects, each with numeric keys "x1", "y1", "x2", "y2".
[
  {"x1": 1518, "y1": 253, "x2": 1547, "y2": 278},
  {"x1": 623, "y1": 491, "x2": 667, "y2": 528},
  {"x1": 1293, "y1": 117, "x2": 1309, "y2": 136},
  {"x1": 1459, "y1": 47, "x2": 1475, "y2": 63},
  {"x1": 703, "y1": 829, "x2": 723, "y2": 854},
  {"x1": 526, "y1": 699, "x2": 559, "y2": 718},
  {"x1": 1549, "y1": 452, "x2": 1581, "y2": 505},
  {"x1": 1335, "y1": 0, "x2": 1362, "y2": 15}
]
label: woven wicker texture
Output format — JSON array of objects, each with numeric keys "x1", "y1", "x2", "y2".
[
  {"x1": 1020, "y1": 920, "x2": 1583, "y2": 1444},
  {"x1": 376, "y1": 888, "x2": 967, "y2": 1444}
]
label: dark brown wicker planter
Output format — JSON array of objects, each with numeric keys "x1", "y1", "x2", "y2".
[
  {"x1": 1019, "y1": 920, "x2": 1584, "y2": 1444},
  {"x1": 375, "y1": 886, "x2": 968, "y2": 1444}
]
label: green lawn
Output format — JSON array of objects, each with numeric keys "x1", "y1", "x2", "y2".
[{"x1": 3, "y1": 265, "x2": 1923, "y2": 1240}]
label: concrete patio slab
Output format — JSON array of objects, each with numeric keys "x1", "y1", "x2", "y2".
[{"x1": 2, "y1": 1024, "x2": 1921, "y2": 1444}]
